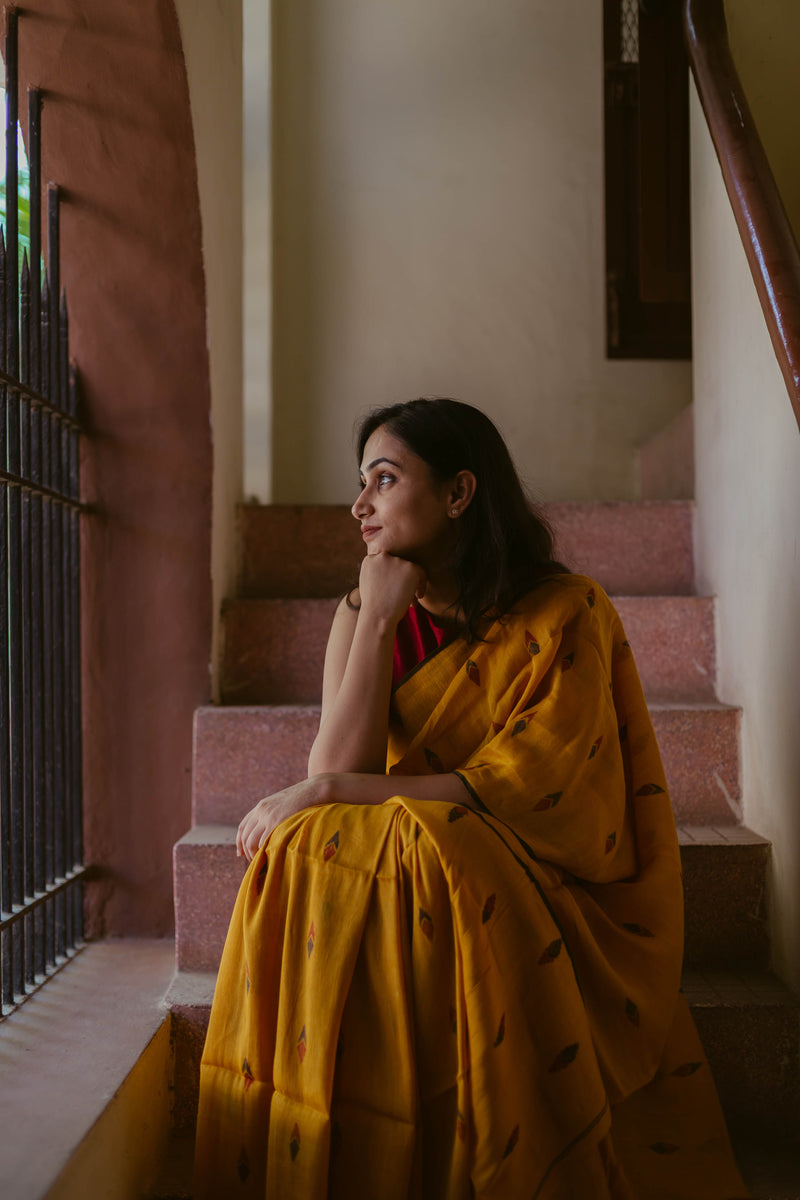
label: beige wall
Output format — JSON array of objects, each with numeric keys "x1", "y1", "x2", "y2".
[
  {"x1": 175, "y1": 0, "x2": 244, "y2": 696},
  {"x1": 726, "y1": 0, "x2": 800, "y2": 242},
  {"x1": 243, "y1": 0, "x2": 272, "y2": 502},
  {"x1": 271, "y1": 0, "x2": 691, "y2": 505},
  {"x1": 691, "y1": 71, "x2": 800, "y2": 993}
]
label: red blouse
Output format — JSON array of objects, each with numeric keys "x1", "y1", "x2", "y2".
[{"x1": 392, "y1": 602, "x2": 457, "y2": 687}]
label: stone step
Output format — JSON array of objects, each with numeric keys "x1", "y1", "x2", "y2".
[
  {"x1": 192, "y1": 702, "x2": 740, "y2": 827},
  {"x1": 173, "y1": 824, "x2": 768, "y2": 976},
  {"x1": 219, "y1": 594, "x2": 716, "y2": 706},
  {"x1": 166, "y1": 963, "x2": 799, "y2": 1142},
  {"x1": 683, "y1": 969, "x2": 800, "y2": 1140},
  {"x1": 237, "y1": 501, "x2": 695, "y2": 598}
]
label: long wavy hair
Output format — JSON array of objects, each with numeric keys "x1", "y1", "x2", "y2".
[{"x1": 356, "y1": 398, "x2": 568, "y2": 640}]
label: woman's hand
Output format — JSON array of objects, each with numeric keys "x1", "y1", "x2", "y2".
[
  {"x1": 237, "y1": 770, "x2": 476, "y2": 860},
  {"x1": 358, "y1": 551, "x2": 426, "y2": 627},
  {"x1": 236, "y1": 775, "x2": 333, "y2": 861}
]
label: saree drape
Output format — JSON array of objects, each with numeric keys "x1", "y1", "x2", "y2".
[{"x1": 194, "y1": 575, "x2": 748, "y2": 1199}]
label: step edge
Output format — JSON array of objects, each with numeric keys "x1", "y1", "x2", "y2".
[
  {"x1": 181, "y1": 822, "x2": 770, "y2": 850},
  {"x1": 166, "y1": 966, "x2": 798, "y2": 1015}
]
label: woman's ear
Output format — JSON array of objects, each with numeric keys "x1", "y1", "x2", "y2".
[{"x1": 447, "y1": 470, "x2": 477, "y2": 518}]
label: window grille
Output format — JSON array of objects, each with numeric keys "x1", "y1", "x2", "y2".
[
  {"x1": 0, "y1": 8, "x2": 86, "y2": 1017},
  {"x1": 620, "y1": 0, "x2": 640, "y2": 64},
  {"x1": 603, "y1": 0, "x2": 691, "y2": 359}
]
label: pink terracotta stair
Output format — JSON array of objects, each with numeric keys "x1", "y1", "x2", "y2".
[
  {"x1": 237, "y1": 501, "x2": 695, "y2": 598},
  {"x1": 169, "y1": 501, "x2": 800, "y2": 1159},
  {"x1": 173, "y1": 822, "x2": 769, "y2": 976},
  {"x1": 193, "y1": 702, "x2": 741, "y2": 826},
  {"x1": 219, "y1": 594, "x2": 717, "y2": 705}
]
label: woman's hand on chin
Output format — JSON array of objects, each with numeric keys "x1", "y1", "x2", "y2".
[
  {"x1": 358, "y1": 551, "x2": 426, "y2": 627},
  {"x1": 236, "y1": 774, "x2": 334, "y2": 861}
]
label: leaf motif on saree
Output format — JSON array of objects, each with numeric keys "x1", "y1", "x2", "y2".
[
  {"x1": 561, "y1": 651, "x2": 575, "y2": 671},
  {"x1": 586, "y1": 587, "x2": 596, "y2": 608},
  {"x1": 448, "y1": 805, "x2": 469, "y2": 822},
  {"x1": 622, "y1": 922, "x2": 654, "y2": 938},
  {"x1": 424, "y1": 747, "x2": 446, "y2": 773},
  {"x1": 587, "y1": 735, "x2": 604, "y2": 759},
  {"x1": 481, "y1": 893, "x2": 496, "y2": 923},
  {"x1": 242, "y1": 1056, "x2": 254, "y2": 1093},
  {"x1": 512, "y1": 715, "x2": 531, "y2": 736},
  {"x1": 671, "y1": 1062, "x2": 703, "y2": 1077},
  {"x1": 538, "y1": 938, "x2": 562, "y2": 965},
  {"x1": 456, "y1": 1109, "x2": 467, "y2": 1142},
  {"x1": 289, "y1": 1124, "x2": 301, "y2": 1162},
  {"x1": 625, "y1": 998, "x2": 640, "y2": 1026},
  {"x1": 296, "y1": 1026, "x2": 307, "y2": 1063},
  {"x1": 636, "y1": 783, "x2": 666, "y2": 796},
  {"x1": 494, "y1": 1013, "x2": 506, "y2": 1046},
  {"x1": 533, "y1": 791, "x2": 562, "y2": 812},
  {"x1": 549, "y1": 1043, "x2": 579, "y2": 1072},
  {"x1": 307, "y1": 921, "x2": 316, "y2": 958},
  {"x1": 245, "y1": 959, "x2": 250, "y2": 994},
  {"x1": 323, "y1": 830, "x2": 340, "y2": 860},
  {"x1": 605, "y1": 831, "x2": 617, "y2": 853},
  {"x1": 418, "y1": 908, "x2": 434, "y2": 940},
  {"x1": 502, "y1": 1124, "x2": 520, "y2": 1158},
  {"x1": 255, "y1": 861, "x2": 268, "y2": 895},
  {"x1": 465, "y1": 659, "x2": 481, "y2": 685},
  {"x1": 524, "y1": 630, "x2": 540, "y2": 655}
]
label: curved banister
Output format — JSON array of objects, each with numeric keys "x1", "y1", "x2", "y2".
[{"x1": 684, "y1": 0, "x2": 800, "y2": 431}]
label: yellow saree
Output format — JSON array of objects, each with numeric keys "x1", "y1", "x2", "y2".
[{"x1": 194, "y1": 575, "x2": 748, "y2": 1199}]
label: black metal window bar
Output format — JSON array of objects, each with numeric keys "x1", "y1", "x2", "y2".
[{"x1": 0, "y1": 9, "x2": 85, "y2": 1018}]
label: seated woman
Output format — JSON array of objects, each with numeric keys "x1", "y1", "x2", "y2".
[{"x1": 194, "y1": 399, "x2": 747, "y2": 1198}]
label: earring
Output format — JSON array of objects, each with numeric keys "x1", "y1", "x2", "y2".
[{"x1": 451, "y1": 508, "x2": 459, "y2": 517}]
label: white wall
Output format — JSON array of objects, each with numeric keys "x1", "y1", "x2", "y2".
[
  {"x1": 243, "y1": 0, "x2": 272, "y2": 502},
  {"x1": 271, "y1": 0, "x2": 691, "y2": 504},
  {"x1": 174, "y1": 0, "x2": 244, "y2": 695},
  {"x1": 691, "y1": 80, "x2": 800, "y2": 991}
]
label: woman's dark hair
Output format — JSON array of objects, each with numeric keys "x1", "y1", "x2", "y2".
[{"x1": 356, "y1": 397, "x2": 569, "y2": 640}]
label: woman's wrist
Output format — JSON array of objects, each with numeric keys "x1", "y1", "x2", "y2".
[{"x1": 352, "y1": 604, "x2": 401, "y2": 641}]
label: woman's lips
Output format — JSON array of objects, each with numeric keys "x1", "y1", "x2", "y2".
[{"x1": 361, "y1": 525, "x2": 380, "y2": 540}]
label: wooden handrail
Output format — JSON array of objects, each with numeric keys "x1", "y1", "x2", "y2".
[{"x1": 684, "y1": 0, "x2": 800, "y2": 431}]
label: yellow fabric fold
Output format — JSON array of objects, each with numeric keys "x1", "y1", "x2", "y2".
[{"x1": 194, "y1": 575, "x2": 749, "y2": 1199}]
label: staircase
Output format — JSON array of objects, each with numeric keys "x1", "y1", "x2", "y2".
[{"x1": 165, "y1": 501, "x2": 800, "y2": 1195}]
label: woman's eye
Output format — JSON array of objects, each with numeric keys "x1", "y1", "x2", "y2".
[{"x1": 378, "y1": 473, "x2": 394, "y2": 488}]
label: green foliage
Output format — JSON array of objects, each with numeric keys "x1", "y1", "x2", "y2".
[{"x1": 0, "y1": 89, "x2": 33, "y2": 266}]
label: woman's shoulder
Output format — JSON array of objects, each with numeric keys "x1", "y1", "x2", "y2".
[{"x1": 499, "y1": 573, "x2": 617, "y2": 636}]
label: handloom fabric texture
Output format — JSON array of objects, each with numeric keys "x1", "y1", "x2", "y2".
[{"x1": 194, "y1": 575, "x2": 748, "y2": 1199}]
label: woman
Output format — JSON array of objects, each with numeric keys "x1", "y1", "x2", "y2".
[{"x1": 195, "y1": 399, "x2": 747, "y2": 1198}]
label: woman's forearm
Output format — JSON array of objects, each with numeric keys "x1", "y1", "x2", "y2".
[
  {"x1": 237, "y1": 770, "x2": 475, "y2": 860},
  {"x1": 325, "y1": 770, "x2": 475, "y2": 809},
  {"x1": 307, "y1": 610, "x2": 396, "y2": 776}
]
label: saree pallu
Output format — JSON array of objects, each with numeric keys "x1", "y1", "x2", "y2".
[{"x1": 195, "y1": 575, "x2": 748, "y2": 1199}]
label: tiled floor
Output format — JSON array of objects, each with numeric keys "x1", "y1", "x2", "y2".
[{"x1": 682, "y1": 968, "x2": 796, "y2": 1006}]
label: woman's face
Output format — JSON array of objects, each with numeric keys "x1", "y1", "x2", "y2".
[{"x1": 352, "y1": 426, "x2": 456, "y2": 567}]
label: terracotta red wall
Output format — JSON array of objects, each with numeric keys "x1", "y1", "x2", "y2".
[{"x1": 13, "y1": 1, "x2": 213, "y2": 935}]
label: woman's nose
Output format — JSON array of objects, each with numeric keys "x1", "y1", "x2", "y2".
[{"x1": 351, "y1": 489, "x2": 372, "y2": 520}]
